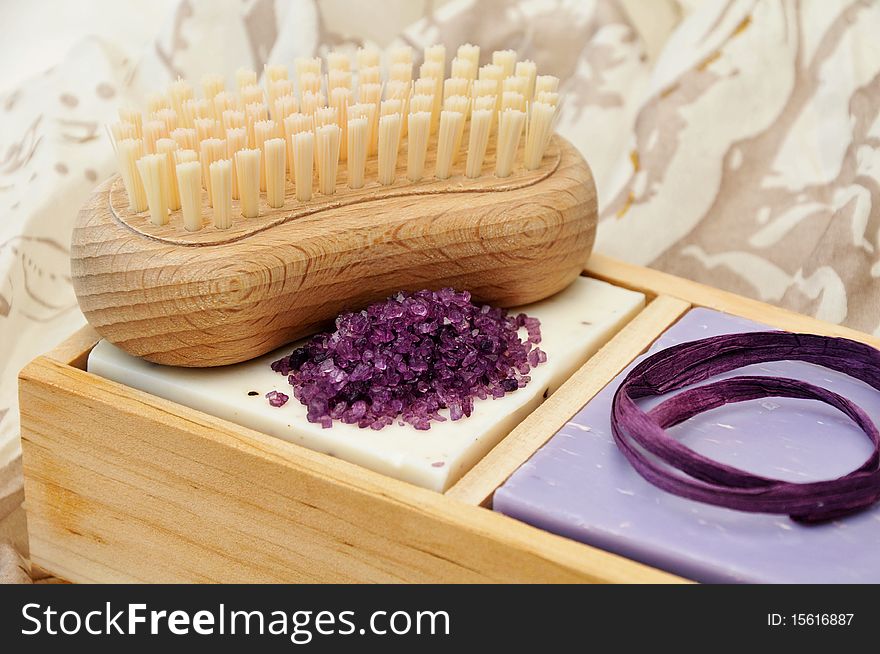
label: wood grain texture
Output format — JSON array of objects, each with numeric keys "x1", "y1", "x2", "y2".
[
  {"x1": 446, "y1": 295, "x2": 691, "y2": 506},
  {"x1": 19, "y1": 355, "x2": 682, "y2": 584},
  {"x1": 71, "y1": 135, "x2": 597, "y2": 367}
]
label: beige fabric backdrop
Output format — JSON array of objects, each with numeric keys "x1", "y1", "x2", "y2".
[{"x1": 1, "y1": 0, "x2": 878, "y2": 580}]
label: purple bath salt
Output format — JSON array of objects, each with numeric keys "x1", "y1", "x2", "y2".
[
  {"x1": 265, "y1": 390, "x2": 289, "y2": 407},
  {"x1": 271, "y1": 288, "x2": 545, "y2": 430},
  {"x1": 495, "y1": 308, "x2": 880, "y2": 583}
]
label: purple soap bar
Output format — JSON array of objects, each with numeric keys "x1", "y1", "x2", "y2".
[{"x1": 494, "y1": 308, "x2": 880, "y2": 583}]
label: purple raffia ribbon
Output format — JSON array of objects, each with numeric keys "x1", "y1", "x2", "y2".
[{"x1": 610, "y1": 331, "x2": 880, "y2": 523}]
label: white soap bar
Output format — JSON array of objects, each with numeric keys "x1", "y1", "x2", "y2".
[{"x1": 88, "y1": 277, "x2": 644, "y2": 491}]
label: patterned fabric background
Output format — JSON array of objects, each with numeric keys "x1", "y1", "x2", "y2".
[{"x1": 1, "y1": 0, "x2": 878, "y2": 580}]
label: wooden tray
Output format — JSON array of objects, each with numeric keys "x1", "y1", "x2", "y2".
[{"x1": 20, "y1": 254, "x2": 880, "y2": 583}]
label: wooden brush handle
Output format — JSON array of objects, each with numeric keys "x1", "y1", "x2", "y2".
[{"x1": 71, "y1": 135, "x2": 597, "y2": 367}]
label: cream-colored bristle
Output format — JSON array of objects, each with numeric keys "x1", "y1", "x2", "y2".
[
  {"x1": 385, "y1": 80, "x2": 410, "y2": 136},
  {"x1": 361, "y1": 89, "x2": 380, "y2": 155},
  {"x1": 388, "y1": 45, "x2": 413, "y2": 66},
  {"x1": 380, "y1": 98, "x2": 403, "y2": 117},
  {"x1": 222, "y1": 109, "x2": 245, "y2": 131},
  {"x1": 209, "y1": 159, "x2": 233, "y2": 229},
  {"x1": 410, "y1": 94, "x2": 434, "y2": 114},
  {"x1": 420, "y1": 59, "x2": 444, "y2": 81},
  {"x1": 283, "y1": 112, "x2": 312, "y2": 183},
  {"x1": 535, "y1": 74, "x2": 559, "y2": 94},
  {"x1": 503, "y1": 75, "x2": 527, "y2": 96},
  {"x1": 118, "y1": 108, "x2": 143, "y2": 139},
  {"x1": 174, "y1": 148, "x2": 199, "y2": 165},
  {"x1": 213, "y1": 91, "x2": 238, "y2": 119},
  {"x1": 457, "y1": 43, "x2": 480, "y2": 65},
  {"x1": 268, "y1": 79, "x2": 295, "y2": 109},
  {"x1": 314, "y1": 106, "x2": 338, "y2": 128},
  {"x1": 241, "y1": 84, "x2": 264, "y2": 108},
  {"x1": 465, "y1": 109, "x2": 492, "y2": 178},
  {"x1": 358, "y1": 66, "x2": 381, "y2": 86},
  {"x1": 253, "y1": 119, "x2": 278, "y2": 191},
  {"x1": 225, "y1": 127, "x2": 247, "y2": 198},
  {"x1": 435, "y1": 110, "x2": 464, "y2": 180},
  {"x1": 388, "y1": 62, "x2": 412, "y2": 85},
  {"x1": 147, "y1": 92, "x2": 170, "y2": 115},
  {"x1": 299, "y1": 72, "x2": 322, "y2": 95},
  {"x1": 116, "y1": 138, "x2": 148, "y2": 212},
  {"x1": 515, "y1": 60, "x2": 537, "y2": 100},
  {"x1": 194, "y1": 117, "x2": 219, "y2": 146},
  {"x1": 200, "y1": 137, "x2": 226, "y2": 198},
  {"x1": 425, "y1": 44, "x2": 446, "y2": 68},
  {"x1": 294, "y1": 57, "x2": 322, "y2": 82},
  {"x1": 171, "y1": 127, "x2": 197, "y2": 151},
  {"x1": 315, "y1": 124, "x2": 341, "y2": 195},
  {"x1": 273, "y1": 93, "x2": 298, "y2": 122},
  {"x1": 406, "y1": 111, "x2": 431, "y2": 182},
  {"x1": 479, "y1": 64, "x2": 504, "y2": 83},
  {"x1": 174, "y1": 148, "x2": 198, "y2": 165},
  {"x1": 235, "y1": 149, "x2": 261, "y2": 218},
  {"x1": 236, "y1": 68, "x2": 258, "y2": 92},
  {"x1": 292, "y1": 131, "x2": 314, "y2": 202},
  {"x1": 492, "y1": 50, "x2": 517, "y2": 78},
  {"x1": 450, "y1": 57, "x2": 477, "y2": 81},
  {"x1": 350, "y1": 101, "x2": 378, "y2": 156},
  {"x1": 154, "y1": 107, "x2": 178, "y2": 134},
  {"x1": 283, "y1": 112, "x2": 313, "y2": 138},
  {"x1": 245, "y1": 102, "x2": 268, "y2": 146},
  {"x1": 472, "y1": 79, "x2": 499, "y2": 99},
  {"x1": 384, "y1": 79, "x2": 409, "y2": 101},
  {"x1": 422, "y1": 69, "x2": 444, "y2": 116},
  {"x1": 136, "y1": 153, "x2": 169, "y2": 226},
  {"x1": 495, "y1": 108, "x2": 525, "y2": 178},
  {"x1": 155, "y1": 138, "x2": 181, "y2": 211},
  {"x1": 473, "y1": 94, "x2": 497, "y2": 113},
  {"x1": 326, "y1": 51, "x2": 350, "y2": 72},
  {"x1": 300, "y1": 91, "x2": 324, "y2": 116},
  {"x1": 346, "y1": 116, "x2": 368, "y2": 189},
  {"x1": 479, "y1": 64, "x2": 504, "y2": 111},
  {"x1": 330, "y1": 87, "x2": 351, "y2": 161},
  {"x1": 444, "y1": 78, "x2": 470, "y2": 100},
  {"x1": 110, "y1": 121, "x2": 137, "y2": 143},
  {"x1": 265, "y1": 63, "x2": 288, "y2": 84},
  {"x1": 201, "y1": 73, "x2": 225, "y2": 102},
  {"x1": 501, "y1": 91, "x2": 525, "y2": 112},
  {"x1": 183, "y1": 98, "x2": 212, "y2": 126},
  {"x1": 169, "y1": 78, "x2": 194, "y2": 117},
  {"x1": 377, "y1": 112, "x2": 401, "y2": 186},
  {"x1": 358, "y1": 82, "x2": 382, "y2": 105},
  {"x1": 176, "y1": 160, "x2": 202, "y2": 231},
  {"x1": 327, "y1": 69, "x2": 352, "y2": 92},
  {"x1": 264, "y1": 137, "x2": 286, "y2": 208},
  {"x1": 524, "y1": 101, "x2": 556, "y2": 170},
  {"x1": 143, "y1": 120, "x2": 167, "y2": 154},
  {"x1": 534, "y1": 90, "x2": 559, "y2": 106},
  {"x1": 413, "y1": 77, "x2": 434, "y2": 97},
  {"x1": 443, "y1": 94, "x2": 470, "y2": 115},
  {"x1": 418, "y1": 65, "x2": 443, "y2": 133},
  {"x1": 356, "y1": 47, "x2": 380, "y2": 70},
  {"x1": 444, "y1": 96, "x2": 469, "y2": 155}
]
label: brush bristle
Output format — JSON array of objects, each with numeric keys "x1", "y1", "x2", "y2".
[{"x1": 110, "y1": 44, "x2": 561, "y2": 232}]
